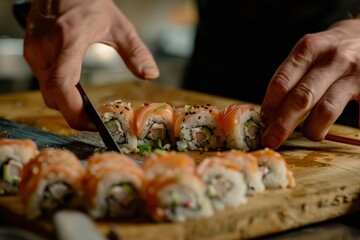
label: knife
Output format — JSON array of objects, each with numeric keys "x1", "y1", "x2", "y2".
[
  {"x1": 76, "y1": 83, "x2": 122, "y2": 153},
  {"x1": 53, "y1": 210, "x2": 108, "y2": 240}
]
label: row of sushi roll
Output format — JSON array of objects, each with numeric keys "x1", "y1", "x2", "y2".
[
  {"x1": 0, "y1": 138, "x2": 295, "y2": 222},
  {"x1": 97, "y1": 100, "x2": 265, "y2": 155}
]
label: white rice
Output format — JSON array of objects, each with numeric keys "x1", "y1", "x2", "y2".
[
  {"x1": 0, "y1": 142, "x2": 37, "y2": 166},
  {"x1": 137, "y1": 114, "x2": 175, "y2": 148},
  {"x1": 101, "y1": 109, "x2": 138, "y2": 152},
  {"x1": 200, "y1": 167, "x2": 247, "y2": 210},
  {"x1": 89, "y1": 172, "x2": 142, "y2": 219},
  {"x1": 26, "y1": 175, "x2": 82, "y2": 219},
  {"x1": 225, "y1": 109, "x2": 264, "y2": 152},
  {"x1": 177, "y1": 110, "x2": 222, "y2": 151},
  {"x1": 156, "y1": 174, "x2": 214, "y2": 222}
]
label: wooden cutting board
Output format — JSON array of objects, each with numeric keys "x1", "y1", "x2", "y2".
[{"x1": 0, "y1": 80, "x2": 360, "y2": 240}]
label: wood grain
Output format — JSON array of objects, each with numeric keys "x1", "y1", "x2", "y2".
[{"x1": 1, "y1": 80, "x2": 360, "y2": 240}]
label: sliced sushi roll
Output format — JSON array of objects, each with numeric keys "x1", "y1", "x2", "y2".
[
  {"x1": 0, "y1": 138, "x2": 38, "y2": 195},
  {"x1": 217, "y1": 150, "x2": 265, "y2": 195},
  {"x1": 142, "y1": 151, "x2": 196, "y2": 181},
  {"x1": 82, "y1": 152, "x2": 144, "y2": 219},
  {"x1": 134, "y1": 102, "x2": 175, "y2": 154},
  {"x1": 19, "y1": 149, "x2": 84, "y2": 219},
  {"x1": 250, "y1": 148, "x2": 296, "y2": 189},
  {"x1": 218, "y1": 103, "x2": 264, "y2": 152},
  {"x1": 97, "y1": 99, "x2": 138, "y2": 153},
  {"x1": 174, "y1": 104, "x2": 223, "y2": 151},
  {"x1": 143, "y1": 171, "x2": 214, "y2": 222},
  {"x1": 196, "y1": 156, "x2": 247, "y2": 210}
]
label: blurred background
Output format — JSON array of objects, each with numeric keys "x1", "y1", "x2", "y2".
[{"x1": 0, "y1": 0, "x2": 197, "y2": 93}]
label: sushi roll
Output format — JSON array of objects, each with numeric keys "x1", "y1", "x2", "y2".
[
  {"x1": 19, "y1": 149, "x2": 84, "y2": 219},
  {"x1": 174, "y1": 104, "x2": 223, "y2": 151},
  {"x1": 0, "y1": 138, "x2": 38, "y2": 195},
  {"x1": 142, "y1": 151, "x2": 196, "y2": 181},
  {"x1": 97, "y1": 99, "x2": 138, "y2": 153},
  {"x1": 250, "y1": 148, "x2": 296, "y2": 189},
  {"x1": 218, "y1": 103, "x2": 264, "y2": 152},
  {"x1": 217, "y1": 150, "x2": 265, "y2": 195},
  {"x1": 134, "y1": 102, "x2": 175, "y2": 154},
  {"x1": 142, "y1": 151, "x2": 213, "y2": 222},
  {"x1": 82, "y1": 152, "x2": 144, "y2": 219},
  {"x1": 143, "y1": 171, "x2": 213, "y2": 222},
  {"x1": 196, "y1": 156, "x2": 247, "y2": 210}
]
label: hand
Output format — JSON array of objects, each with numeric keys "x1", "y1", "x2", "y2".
[
  {"x1": 261, "y1": 19, "x2": 360, "y2": 149},
  {"x1": 24, "y1": 0, "x2": 159, "y2": 130}
]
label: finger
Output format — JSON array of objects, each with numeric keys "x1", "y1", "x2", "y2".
[
  {"x1": 45, "y1": 43, "x2": 95, "y2": 131},
  {"x1": 108, "y1": 7, "x2": 159, "y2": 80},
  {"x1": 261, "y1": 34, "x2": 325, "y2": 125},
  {"x1": 302, "y1": 76, "x2": 360, "y2": 141},
  {"x1": 261, "y1": 57, "x2": 345, "y2": 149},
  {"x1": 23, "y1": 39, "x2": 58, "y2": 109}
]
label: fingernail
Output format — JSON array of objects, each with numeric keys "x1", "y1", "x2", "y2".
[
  {"x1": 262, "y1": 134, "x2": 279, "y2": 149},
  {"x1": 142, "y1": 64, "x2": 159, "y2": 80}
]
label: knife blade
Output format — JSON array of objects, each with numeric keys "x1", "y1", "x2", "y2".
[
  {"x1": 53, "y1": 210, "x2": 107, "y2": 240},
  {"x1": 76, "y1": 83, "x2": 121, "y2": 153}
]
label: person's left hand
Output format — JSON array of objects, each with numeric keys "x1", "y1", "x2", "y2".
[
  {"x1": 261, "y1": 18, "x2": 360, "y2": 149},
  {"x1": 24, "y1": 0, "x2": 159, "y2": 131}
]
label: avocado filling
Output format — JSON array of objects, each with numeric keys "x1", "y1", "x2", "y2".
[{"x1": 106, "y1": 182, "x2": 138, "y2": 218}]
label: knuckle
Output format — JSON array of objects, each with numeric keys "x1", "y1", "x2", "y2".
[
  {"x1": 269, "y1": 73, "x2": 292, "y2": 96},
  {"x1": 293, "y1": 34, "x2": 317, "y2": 57},
  {"x1": 290, "y1": 84, "x2": 315, "y2": 110},
  {"x1": 316, "y1": 98, "x2": 338, "y2": 122}
]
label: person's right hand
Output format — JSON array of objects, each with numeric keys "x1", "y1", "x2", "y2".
[
  {"x1": 24, "y1": 0, "x2": 159, "y2": 130},
  {"x1": 260, "y1": 18, "x2": 360, "y2": 150}
]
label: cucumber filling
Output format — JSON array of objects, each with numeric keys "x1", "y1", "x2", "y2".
[
  {"x1": 0, "y1": 159, "x2": 22, "y2": 185},
  {"x1": 106, "y1": 182, "x2": 137, "y2": 218},
  {"x1": 164, "y1": 188, "x2": 201, "y2": 220},
  {"x1": 244, "y1": 118, "x2": 261, "y2": 148},
  {"x1": 143, "y1": 123, "x2": 171, "y2": 150},
  {"x1": 191, "y1": 126, "x2": 213, "y2": 146},
  {"x1": 105, "y1": 119, "x2": 125, "y2": 144}
]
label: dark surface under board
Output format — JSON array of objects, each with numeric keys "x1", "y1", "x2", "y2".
[
  {"x1": 0, "y1": 117, "x2": 144, "y2": 166},
  {"x1": 0, "y1": 117, "x2": 101, "y2": 161}
]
